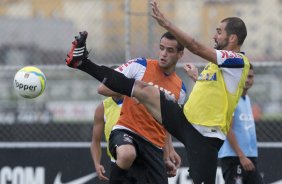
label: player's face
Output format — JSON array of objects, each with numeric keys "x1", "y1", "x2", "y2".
[
  {"x1": 158, "y1": 37, "x2": 183, "y2": 72},
  {"x1": 244, "y1": 69, "x2": 254, "y2": 90},
  {"x1": 213, "y1": 22, "x2": 229, "y2": 50}
]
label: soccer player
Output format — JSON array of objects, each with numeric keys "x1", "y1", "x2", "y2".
[
  {"x1": 65, "y1": 3, "x2": 249, "y2": 182},
  {"x1": 78, "y1": 31, "x2": 189, "y2": 184},
  {"x1": 218, "y1": 64, "x2": 264, "y2": 184},
  {"x1": 91, "y1": 96, "x2": 147, "y2": 183},
  {"x1": 91, "y1": 96, "x2": 123, "y2": 181}
]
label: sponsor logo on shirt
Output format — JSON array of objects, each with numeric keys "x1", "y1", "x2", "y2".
[
  {"x1": 147, "y1": 82, "x2": 176, "y2": 101},
  {"x1": 220, "y1": 51, "x2": 242, "y2": 59},
  {"x1": 198, "y1": 73, "x2": 217, "y2": 81}
]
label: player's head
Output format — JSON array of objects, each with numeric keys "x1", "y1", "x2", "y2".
[
  {"x1": 158, "y1": 32, "x2": 184, "y2": 72},
  {"x1": 214, "y1": 17, "x2": 247, "y2": 50},
  {"x1": 243, "y1": 63, "x2": 254, "y2": 94},
  {"x1": 160, "y1": 32, "x2": 184, "y2": 52}
]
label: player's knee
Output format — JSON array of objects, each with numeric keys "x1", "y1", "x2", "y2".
[
  {"x1": 133, "y1": 81, "x2": 156, "y2": 102},
  {"x1": 116, "y1": 145, "x2": 136, "y2": 169}
]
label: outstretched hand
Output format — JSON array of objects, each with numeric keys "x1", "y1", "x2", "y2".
[{"x1": 150, "y1": 0, "x2": 170, "y2": 28}]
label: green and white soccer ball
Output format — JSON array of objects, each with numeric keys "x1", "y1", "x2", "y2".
[{"x1": 14, "y1": 66, "x2": 46, "y2": 99}]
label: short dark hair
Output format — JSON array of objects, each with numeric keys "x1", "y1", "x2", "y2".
[
  {"x1": 221, "y1": 17, "x2": 247, "y2": 46},
  {"x1": 160, "y1": 32, "x2": 184, "y2": 52}
]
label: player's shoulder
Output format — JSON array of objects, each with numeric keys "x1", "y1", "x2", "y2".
[
  {"x1": 129, "y1": 57, "x2": 148, "y2": 66},
  {"x1": 117, "y1": 57, "x2": 148, "y2": 72},
  {"x1": 175, "y1": 75, "x2": 187, "y2": 93},
  {"x1": 216, "y1": 50, "x2": 246, "y2": 67},
  {"x1": 216, "y1": 50, "x2": 243, "y2": 59},
  {"x1": 103, "y1": 97, "x2": 114, "y2": 106},
  {"x1": 181, "y1": 82, "x2": 187, "y2": 93},
  {"x1": 133, "y1": 57, "x2": 159, "y2": 65}
]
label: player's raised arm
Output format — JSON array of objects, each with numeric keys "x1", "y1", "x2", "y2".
[{"x1": 150, "y1": 0, "x2": 217, "y2": 64}]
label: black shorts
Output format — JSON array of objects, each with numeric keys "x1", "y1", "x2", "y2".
[
  {"x1": 160, "y1": 91, "x2": 224, "y2": 184},
  {"x1": 110, "y1": 161, "x2": 148, "y2": 184},
  {"x1": 109, "y1": 129, "x2": 168, "y2": 184},
  {"x1": 220, "y1": 157, "x2": 264, "y2": 184}
]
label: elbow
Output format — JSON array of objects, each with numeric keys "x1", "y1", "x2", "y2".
[
  {"x1": 97, "y1": 87, "x2": 103, "y2": 95},
  {"x1": 190, "y1": 49, "x2": 200, "y2": 55},
  {"x1": 97, "y1": 84, "x2": 108, "y2": 95}
]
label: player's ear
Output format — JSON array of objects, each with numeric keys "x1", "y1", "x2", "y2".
[
  {"x1": 229, "y1": 34, "x2": 238, "y2": 45},
  {"x1": 178, "y1": 50, "x2": 184, "y2": 59}
]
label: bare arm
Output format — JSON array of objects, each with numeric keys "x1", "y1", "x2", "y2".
[
  {"x1": 163, "y1": 131, "x2": 181, "y2": 177},
  {"x1": 97, "y1": 84, "x2": 122, "y2": 97},
  {"x1": 91, "y1": 103, "x2": 109, "y2": 181},
  {"x1": 227, "y1": 119, "x2": 255, "y2": 171},
  {"x1": 150, "y1": 0, "x2": 217, "y2": 64}
]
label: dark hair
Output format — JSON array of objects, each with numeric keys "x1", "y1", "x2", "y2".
[
  {"x1": 160, "y1": 32, "x2": 184, "y2": 52},
  {"x1": 221, "y1": 17, "x2": 247, "y2": 46}
]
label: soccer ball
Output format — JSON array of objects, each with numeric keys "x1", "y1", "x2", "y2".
[{"x1": 13, "y1": 66, "x2": 46, "y2": 99}]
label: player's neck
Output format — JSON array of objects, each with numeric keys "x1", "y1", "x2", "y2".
[
  {"x1": 160, "y1": 66, "x2": 176, "y2": 75},
  {"x1": 225, "y1": 45, "x2": 240, "y2": 53}
]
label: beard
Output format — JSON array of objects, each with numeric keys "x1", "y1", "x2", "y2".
[{"x1": 214, "y1": 38, "x2": 229, "y2": 50}]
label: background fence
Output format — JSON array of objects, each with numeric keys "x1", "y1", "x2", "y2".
[
  {"x1": 0, "y1": 0, "x2": 282, "y2": 184},
  {"x1": 1, "y1": 63, "x2": 282, "y2": 142}
]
